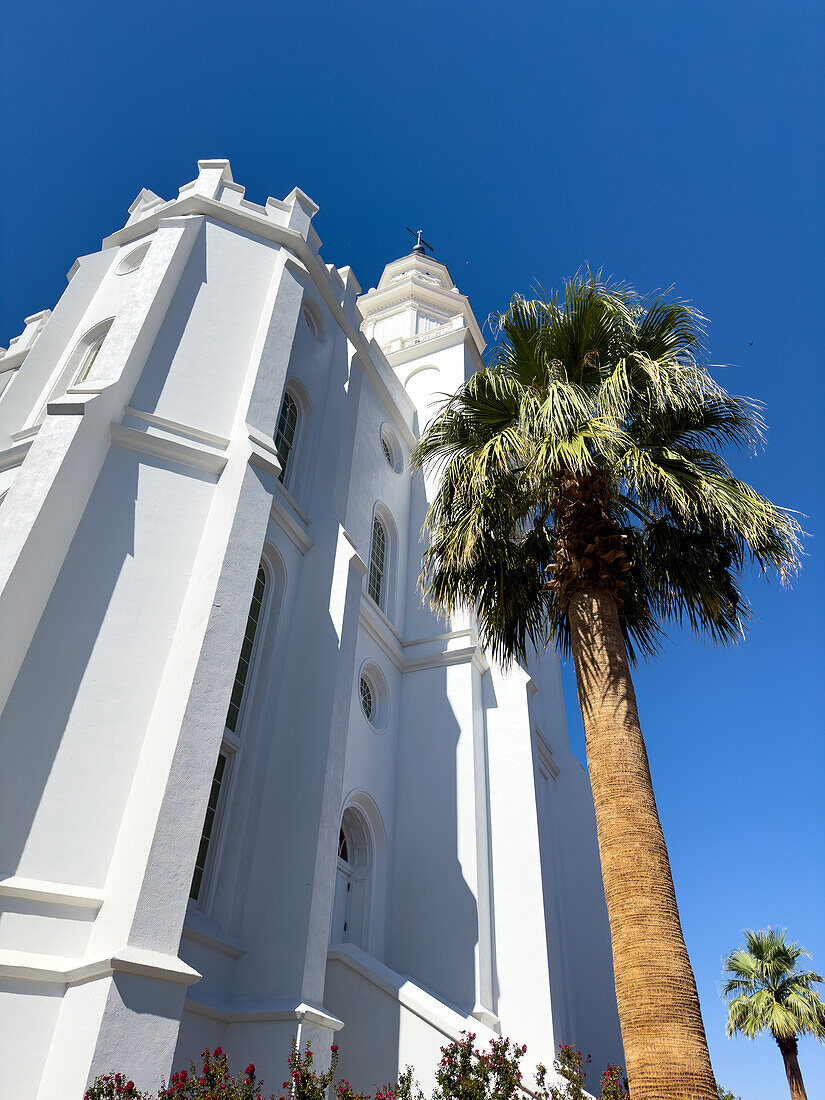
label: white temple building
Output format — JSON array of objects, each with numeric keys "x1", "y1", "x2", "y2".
[{"x1": 0, "y1": 160, "x2": 622, "y2": 1099}]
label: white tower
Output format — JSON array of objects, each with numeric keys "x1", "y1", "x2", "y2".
[{"x1": 0, "y1": 161, "x2": 621, "y2": 1100}]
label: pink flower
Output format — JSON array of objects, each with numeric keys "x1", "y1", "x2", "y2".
[
  {"x1": 246, "y1": 1064, "x2": 256, "y2": 1076},
  {"x1": 331, "y1": 1044, "x2": 339, "y2": 1053}
]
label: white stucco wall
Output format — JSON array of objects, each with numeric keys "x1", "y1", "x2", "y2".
[{"x1": 0, "y1": 160, "x2": 622, "y2": 1099}]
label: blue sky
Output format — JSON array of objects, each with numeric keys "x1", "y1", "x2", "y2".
[{"x1": 2, "y1": 1, "x2": 823, "y2": 1096}]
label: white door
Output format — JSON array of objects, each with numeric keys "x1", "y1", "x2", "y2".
[{"x1": 331, "y1": 862, "x2": 352, "y2": 944}]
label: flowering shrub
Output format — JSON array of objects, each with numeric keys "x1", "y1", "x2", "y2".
[
  {"x1": 598, "y1": 1064, "x2": 628, "y2": 1100},
  {"x1": 432, "y1": 1033, "x2": 526, "y2": 1100},
  {"x1": 268, "y1": 1040, "x2": 351, "y2": 1100},
  {"x1": 87, "y1": 1034, "x2": 625, "y2": 1100},
  {"x1": 85, "y1": 1073, "x2": 148, "y2": 1100},
  {"x1": 535, "y1": 1044, "x2": 590, "y2": 1100},
  {"x1": 157, "y1": 1047, "x2": 266, "y2": 1099}
]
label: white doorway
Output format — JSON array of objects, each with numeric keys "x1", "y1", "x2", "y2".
[{"x1": 330, "y1": 809, "x2": 371, "y2": 949}]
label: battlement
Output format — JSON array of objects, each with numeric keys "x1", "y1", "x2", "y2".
[{"x1": 123, "y1": 158, "x2": 323, "y2": 255}]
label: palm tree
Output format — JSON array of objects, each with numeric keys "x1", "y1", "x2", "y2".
[
  {"x1": 411, "y1": 275, "x2": 801, "y2": 1100},
  {"x1": 722, "y1": 927, "x2": 825, "y2": 1100}
]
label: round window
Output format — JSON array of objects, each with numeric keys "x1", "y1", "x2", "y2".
[
  {"x1": 357, "y1": 662, "x2": 389, "y2": 732},
  {"x1": 303, "y1": 300, "x2": 326, "y2": 344},
  {"x1": 380, "y1": 425, "x2": 402, "y2": 473},
  {"x1": 116, "y1": 240, "x2": 152, "y2": 275}
]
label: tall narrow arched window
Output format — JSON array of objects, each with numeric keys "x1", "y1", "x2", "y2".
[
  {"x1": 275, "y1": 392, "x2": 299, "y2": 485},
  {"x1": 34, "y1": 318, "x2": 114, "y2": 425},
  {"x1": 190, "y1": 561, "x2": 268, "y2": 903},
  {"x1": 225, "y1": 564, "x2": 267, "y2": 733},
  {"x1": 73, "y1": 331, "x2": 107, "y2": 384},
  {"x1": 367, "y1": 517, "x2": 387, "y2": 608}
]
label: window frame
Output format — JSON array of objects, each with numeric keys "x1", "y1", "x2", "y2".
[
  {"x1": 367, "y1": 516, "x2": 387, "y2": 609},
  {"x1": 189, "y1": 558, "x2": 272, "y2": 911},
  {"x1": 275, "y1": 391, "x2": 300, "y2": 489},
  {"x1": 30, "y1": 318, "x2": 114, "y2": 427}
]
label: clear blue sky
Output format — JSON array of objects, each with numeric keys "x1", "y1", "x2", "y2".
[{"x1": 2, "y1": 2, "x2": 823, "y2": 1096}]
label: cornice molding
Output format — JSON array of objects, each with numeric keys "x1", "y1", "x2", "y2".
[
  {"x1": 184, "y1": 993, "x2": 344, "y2": 1029},
  {"x1": 0, "y1": 945, "x2": 201, "y2": 987},
  {"x1": 357, "y1": 599, "x2": 488, "y2": 675},
  {"x1": 99, "y1": 194, "x2": 417, "y2": 451},
  {"x1": 111, "y1": 421, "x2": 227, "y2": 475},
  {"x1": 0, "y1": 873, "x2": 103, "y2": 911}
]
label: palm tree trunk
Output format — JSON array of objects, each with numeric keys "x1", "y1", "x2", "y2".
[
  {"x1": 567, "y1": 589, "x2": 717, "y2": 1100},
  {"x1": 776, "y1": 1035, "x2": 807, "y2": 1100}
]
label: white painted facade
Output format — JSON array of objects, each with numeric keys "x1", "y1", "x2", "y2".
[{"x1": 0, "y1": 160, "x2": 621, "y2": 1100}]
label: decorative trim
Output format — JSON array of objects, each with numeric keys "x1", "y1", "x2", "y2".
[
  {"x1": 111, "y1": 422, "x2": 227, "y2": 475},
  {"x1": 10, "y1": 425, "x2": 41, "y2": 444},
  {"x1": 326, "y1": 944, "x2": 498, "y2": 1042},
  {"x1": 359, "y1": 595, "x2": 405, "y2": 670},
  {"x1": 0, "y1": 874, "x2": 103, "y2": 911},
  {"x1": 47, "y1": 399, "x2": 88, "y2": 415},
  {"x1": 181, "y1": 919, "x2": 244, "y2": 960},
  {"x1": 184, "y1": 994, "x2": 344, "y2": 1030},
  {"x1": 357, "y1": 603, "x2": 488, "y2": 675},
  {"x1": 535, "y1": 729, "x2": 560, "y2": 780},
  {"x1": 270, "y1": 492, "x2": 313, "y2": 555},
  {"x1": 99, "y1": 193, "x2": 417, "y2": 450},
  {"x1": 0, "y1": 439, "x2": 33, "y2": 472},
  {"x1": 124, "y1": 407, "x2": 230, "y2": 450},
  {"x1": 385, "y1": 325, "x2": 479, "y2": 370},
  {"x1": 0, "y1": 945, "x2": 201, "y2": 987}
]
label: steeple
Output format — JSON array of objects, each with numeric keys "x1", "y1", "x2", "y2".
[{"x1": 357, "y1": 247, "x2": 484, "y2": 370}]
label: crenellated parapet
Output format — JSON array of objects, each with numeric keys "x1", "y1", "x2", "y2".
[
  {"x1": 0, "y1": 310, "x2": 52, "y2": 374},
  {"x1": 121, "y1": 159, "x2": 323, "y2": 255}
]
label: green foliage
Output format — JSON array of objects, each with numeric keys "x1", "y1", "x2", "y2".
[
  {"x1": 411, "y1": 273, "x2": 801, "y2": 665},
  {"x1": 722, "y1": 927, "x2": 825, "y2": 1043},
  {"x1": 534, "y1": 1044, "x2": 590, "y2": 1100},
  {"x1": 716, "y1": 1086, "x2": 741, "y2": 1100},
  {"x1": 282, "y1": 1038, "x2": 339, "y2": 1100}
]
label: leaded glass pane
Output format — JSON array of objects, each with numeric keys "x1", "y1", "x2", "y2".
[
  {"x1": 359, "y1": 676, "x2": 373, "y2": 721},
  {"x1": 75, "y1": 336, "x2": 105, "y2": 384},
  {"x1": 190, "y1": 751, "x2": 228, "y2": 901},
  {"x1": 225, "y1": 564, "x2": 267, "y2": 732},
  {"x1": 367, "y1": 519, "x2": 386, "y2": 607},
  {"x1": 275, "y1": 393, "x2": 299, "y2": 484}
]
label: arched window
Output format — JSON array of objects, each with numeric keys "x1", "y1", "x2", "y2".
[
  {"x1": 191, "y1": 560, "x2": 269, "y2": 903},
  {"x1": 331, "y1": 808, "x2": 372, "y2": 949},
  {"x1": 367, "y1": 517, "x2": 387, "y2": 608},
  {"x1": 275, "y1": 392, "x2": 299, "y2": 485},
  {"x1": 73, "y1": 331, "x2": 107, "y2": 384},
  {"x1": 35, "y1": 318, "x2": 114, "y2": 424},
  {"x1": 225, "y1": 563, "x2": 267, "y2": 733}
]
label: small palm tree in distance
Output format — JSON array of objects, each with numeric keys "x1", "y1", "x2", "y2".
[
  {"x1": 722, "y1": 927, "x2": 825, "y2": 1100},
  {"x1": 411, "y1": 273, "x2": 802, "y2": 1100}
]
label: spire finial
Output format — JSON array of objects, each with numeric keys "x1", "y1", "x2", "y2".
[{"x1": 405, "y1": 226, "x2": 433, "y2": 256}]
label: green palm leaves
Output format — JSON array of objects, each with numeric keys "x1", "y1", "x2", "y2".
[
  {"x1": 412, "y1": 273, "x2": 801, "y2": 663},
  {"x1": 722, "y1": 928, "x2": 825, "y2": 1042}
]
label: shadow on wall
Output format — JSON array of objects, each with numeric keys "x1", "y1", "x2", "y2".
[
  {"x1": 388, "y1": 660, "x2": 482, "y2": 1018},
  {"x1": 0, "y1": 227, "x2": 210, "y2": 886},
  {"x1": 128, "y1": 228, "x2": 207, "y2": 417}
]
